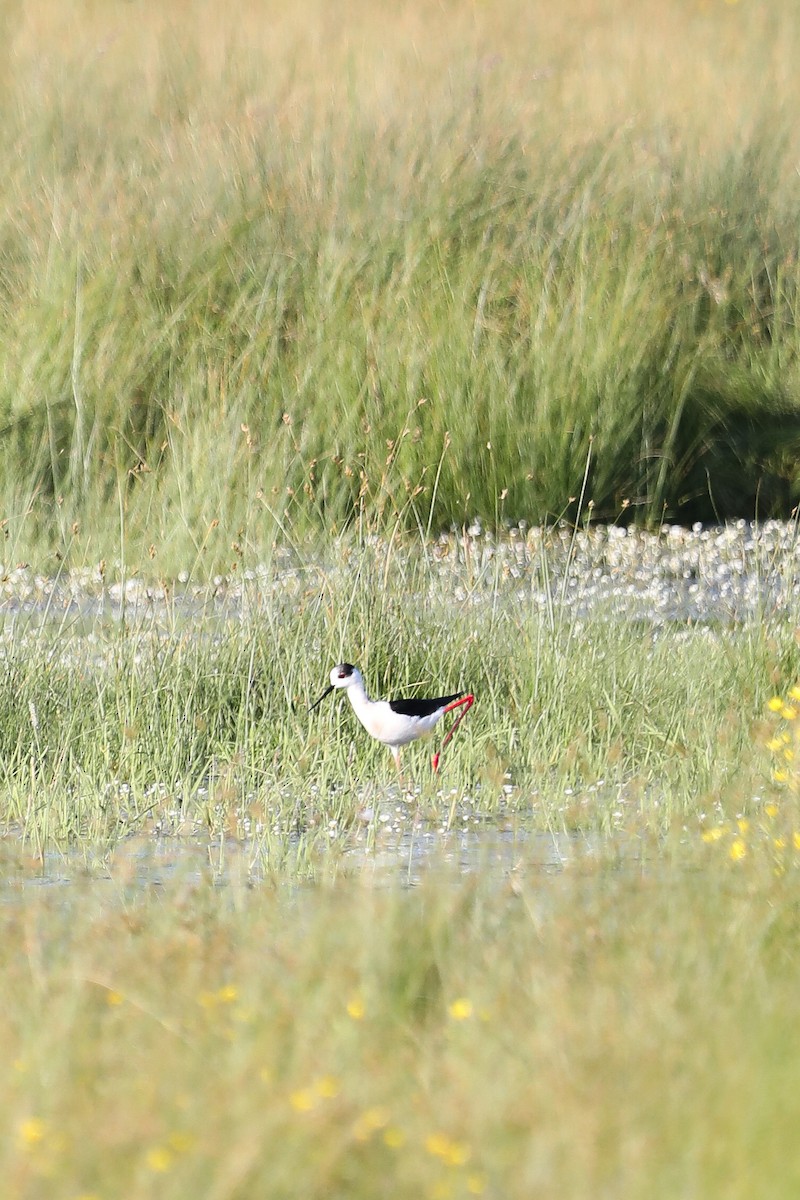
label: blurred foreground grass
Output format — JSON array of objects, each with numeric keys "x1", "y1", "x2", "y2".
[{"x1": 4, "y1": 850, "x2": 800, "y2": 1199}]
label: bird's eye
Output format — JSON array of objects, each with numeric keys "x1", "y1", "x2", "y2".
[{"x1": 338, "y1": 671, "x2": 347, "y2": 679}]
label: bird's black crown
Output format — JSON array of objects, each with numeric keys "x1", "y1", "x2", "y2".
[{"x1": 336, "y1": 663, "x2": 356, "y2": 678}]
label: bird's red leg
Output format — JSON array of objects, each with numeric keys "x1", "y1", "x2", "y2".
[{"x1": 432, "y1": 694, "x2": 475, "y2": 772}]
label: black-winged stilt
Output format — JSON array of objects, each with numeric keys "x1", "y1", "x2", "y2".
[{"x1": 309, "y1": 663, "x2": 474, "y2": 773}]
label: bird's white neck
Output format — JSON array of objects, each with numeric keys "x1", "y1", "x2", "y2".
[{"x1": 345, "y1": 677, "x2": 373, "y2": 715}]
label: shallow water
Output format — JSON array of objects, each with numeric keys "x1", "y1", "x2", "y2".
[{"x1": 0, "y1": 816, "x2": 655, "y2": 898}]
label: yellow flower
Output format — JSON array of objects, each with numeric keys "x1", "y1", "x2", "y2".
[
  {"x1": 774, "y1": 837, "x2": 786, "y2": 850},
  {"x1": 352, "y1": 1107, "x2": 390, "y2": 1141},
  {"x1": 784, "y1": 748, "x2": 795, "y2": 762},
  {"x1": 781, "y1": 706, "x2": 798, "y2": 721},
  {"x1": 793, "y1": 832, "x2": 800, "y2": 851},
  {"x1": 765, "y1": 803, "x2": 779, "y2": 818},
  {"x1": 315, "y1": 1075, "x2": 340, "y2": 1099},
  {"x1": 789, "y1": 686, "x2": 800, "y2": 703},
  {"x1": 729, "y1": 838, "x2": 747, "y2": 862},
  {"x1": 289, "y1": 1089, "x2": 316, "y2": 1113},
  {"x1": 774, "y1": 769, "x2": 788, "y2": 783},
  {"x1": 737, "y1": 818, "x2": 749, "y2": 833},
  {"x1": 426, "y1": 1133, "x2": 451, "y2": 1158},
  {"x1": 425, "y1": 1133, "x2": 471, "y2": 1165},
  {"x1": 768, "y1": 696, "x2": 784, "y2": 712},
  {"x1": 167, "y1": 1131, "x2": 195, "y2": 1154},
  {"x1": 106, "y1": 990, "x2": 124, "y2": 1006},
  {"x1": 346, "y1": 995, "x2": 365, "y2": 1020},
  {"x1": 197, "y1": 984, "x2": 238, "y2": 1009},
  {"x1": 18, "y1": 1118, "x2": 46, "y2": 1147},
  {"x1": 766, "y1": 738, "x2": 783, "y2": 752},
  {"x1": 702, "y1": 827, "x2": 725, "y2": 843},
  {"x1": 146, "y1": 1147, "x2": 173, "y2": 1172},
  {"x1": 447, "y1": 998, "x2": 474, "y2": 1021}
]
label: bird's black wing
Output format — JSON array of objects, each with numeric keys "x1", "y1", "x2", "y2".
[{"x1": 389, "y1": 692, "x2": 463, "y2": 719}]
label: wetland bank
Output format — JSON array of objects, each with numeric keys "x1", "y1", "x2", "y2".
[{"x1": 5, "y1": 0, "x2": 800, "y2": 1195}]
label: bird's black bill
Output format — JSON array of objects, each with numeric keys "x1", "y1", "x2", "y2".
[{"x1": 308, "y1": 684, "x2": 334, "y2": 712}]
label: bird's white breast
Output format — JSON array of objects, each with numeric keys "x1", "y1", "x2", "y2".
[{"x1": 347, "y1": 694, "x2": 441, "y2": 747}]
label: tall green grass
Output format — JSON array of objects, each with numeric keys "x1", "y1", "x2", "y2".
[{"x1": 0, "y1": 1, "x2": 799, "y2": 569}]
